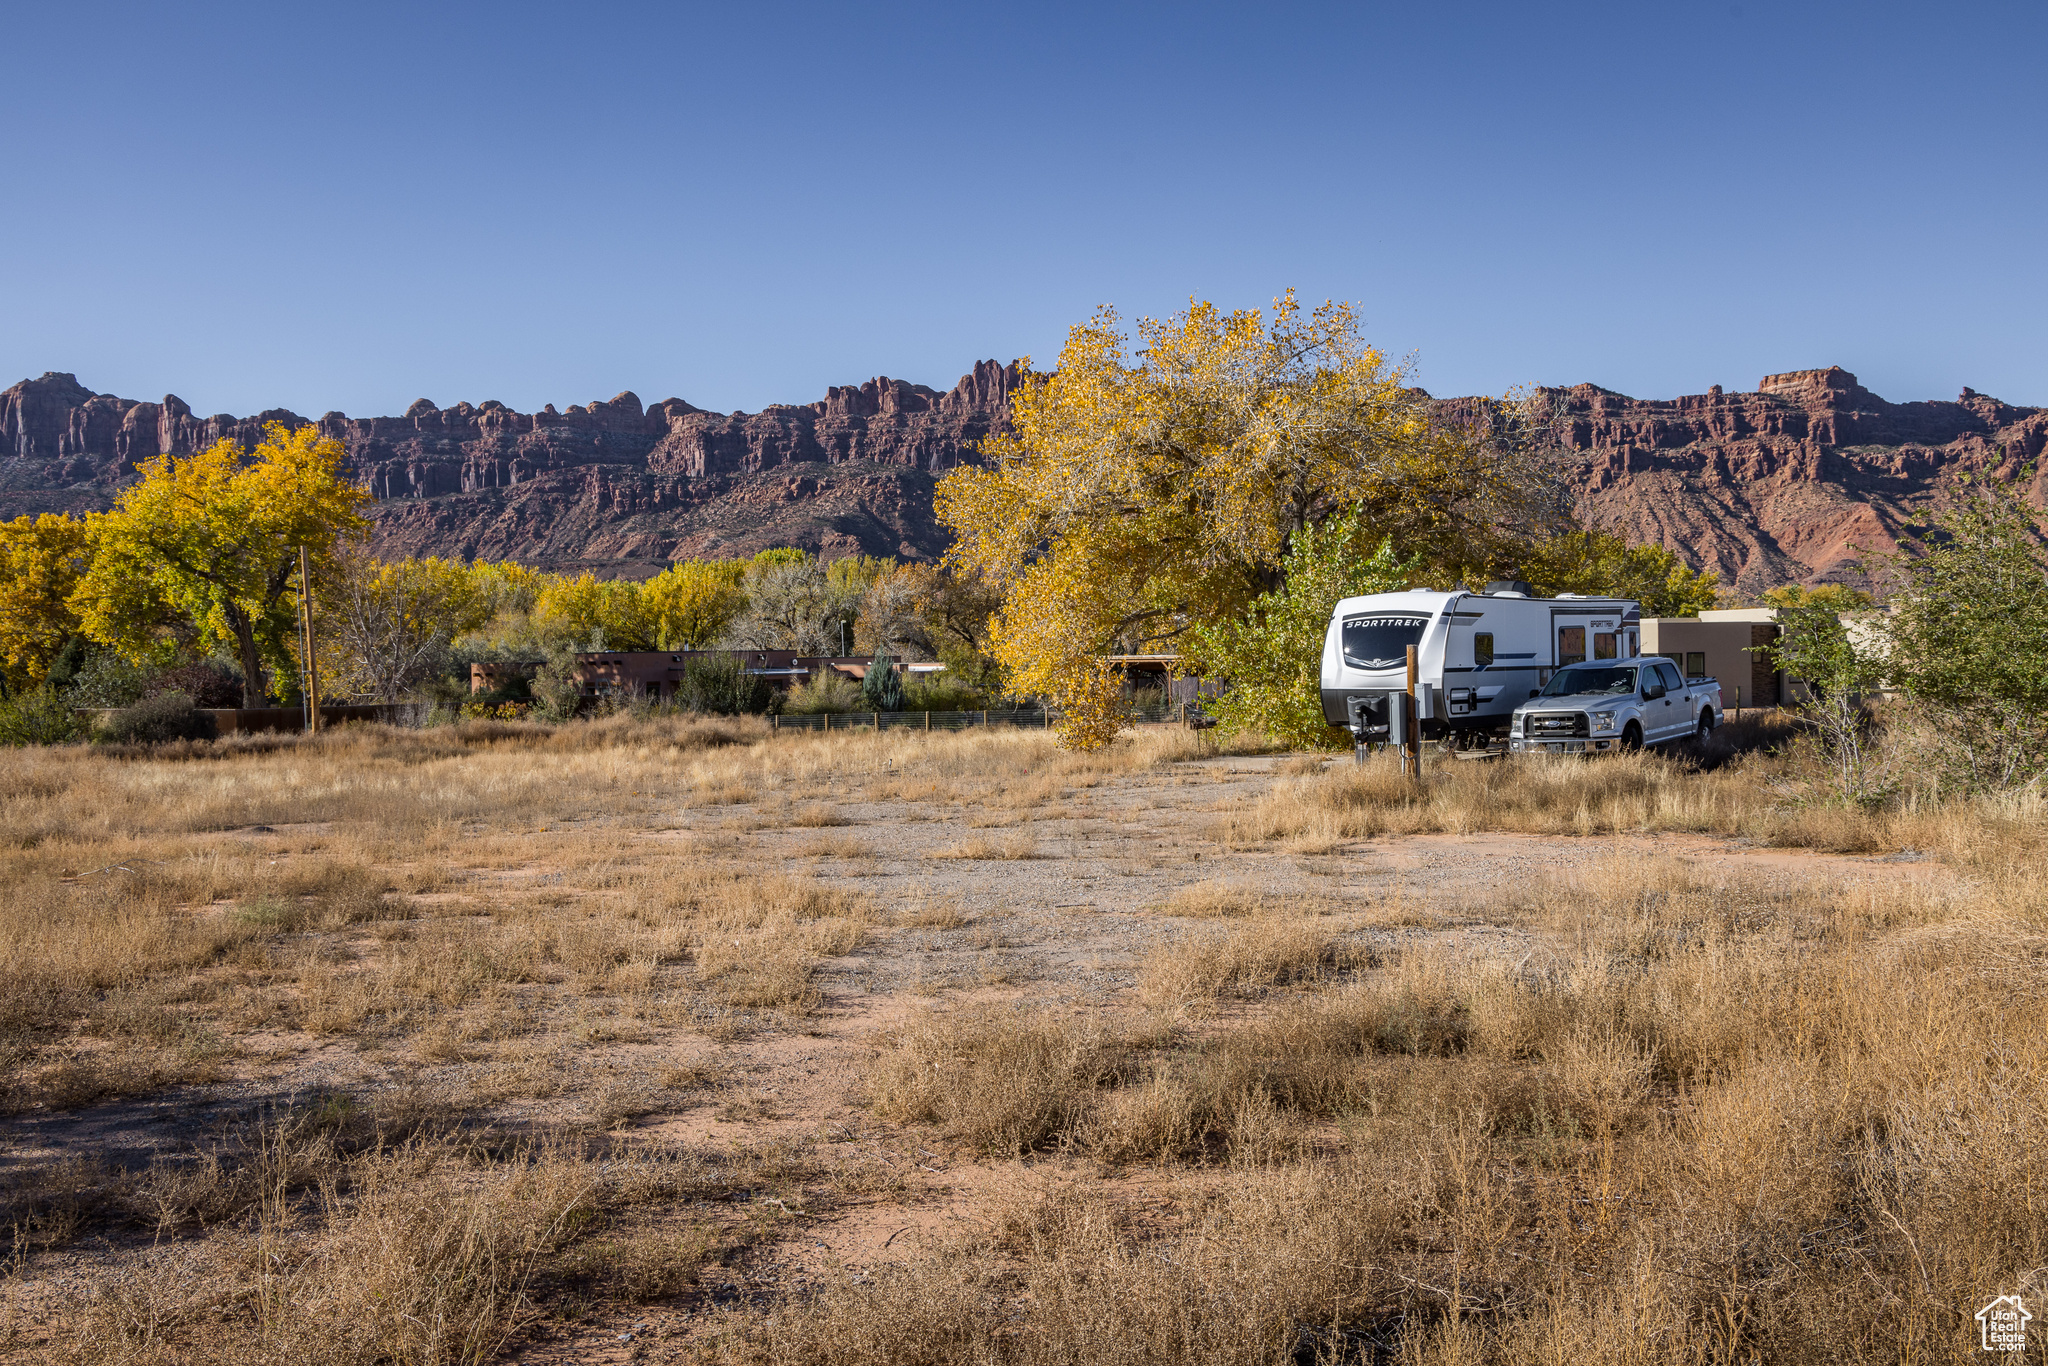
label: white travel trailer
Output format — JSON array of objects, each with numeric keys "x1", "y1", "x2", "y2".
[{"x1": 1319, "y1": 581, "x2": 1643, "y2": 747}]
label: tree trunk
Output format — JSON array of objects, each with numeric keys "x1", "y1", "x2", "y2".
[{"x1": 229, "y1": 608, "x2": 264, "y2": 707}]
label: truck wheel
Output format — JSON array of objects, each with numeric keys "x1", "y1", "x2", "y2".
[
  {"x1": 1695, "y1": 712, "x2": 1714, "y2": 743},
  {"x1": 1620, "y1": 722, "x2": 1643, "y2": 752}
]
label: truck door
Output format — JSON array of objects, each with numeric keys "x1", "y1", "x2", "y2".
[{"x1": 1650, "y1": 661, "x2": 1685, "y2": 739}]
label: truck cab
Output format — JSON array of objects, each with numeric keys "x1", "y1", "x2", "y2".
[{"x1": 1507, "y1": 657, "x2": 1721, "y2": 754}]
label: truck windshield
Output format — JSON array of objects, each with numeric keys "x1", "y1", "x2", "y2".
[
  {"x1": 1341, "y1": 614, "x2": 1431, "y2": 670},
  {"x1": 1541, "y1": 665, "x2": 1637, "y2": 697}
]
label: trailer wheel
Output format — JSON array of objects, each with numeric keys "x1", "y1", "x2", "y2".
[{"x1": 1620, "y1": 722, "x2": 1643, "y2": 752}]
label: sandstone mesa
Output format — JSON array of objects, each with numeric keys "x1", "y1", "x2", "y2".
[{"x1": 3, "y1": 361, "x2": 2041, "y2": 593}]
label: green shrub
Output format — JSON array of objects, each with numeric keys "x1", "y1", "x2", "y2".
[
  {"x1": 99, "y1": 691, "x2": 217, "y2": 744},
  {"x1": 902, "y1": 673, "x2": 984, "y2": 712},
  {"x1": 66, "y1": 650, "x2": 157, "y2": 709},
  {"x1": 782, "y1": 668, "x2": 863, "y2": 715},
  {"x1": 676, "y1": 653, "x2": 773, "y2": 715},
  {"x1": 0, "y1": 686, "x2": 87, "y2": 746},
  {"x1": 529, "y1": 647, "x2": 584, "y2": 723}
]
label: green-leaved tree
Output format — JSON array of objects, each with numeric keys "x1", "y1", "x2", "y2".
[
  {"x1": 1186, "y1": 509, "x2": 1419, "y2": 748},
  {"x1": 1880, "y1": 474, "x2": 2048, "y2": 792}
]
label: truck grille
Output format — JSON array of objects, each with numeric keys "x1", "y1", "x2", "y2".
[{"x1": 1525, "y1": 711, "x2": 1589, "y2": 738}]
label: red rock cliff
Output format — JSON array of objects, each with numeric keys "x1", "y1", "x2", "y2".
[{"x1": 5, "y1": 361, "x2": 2038, "y2": 587}]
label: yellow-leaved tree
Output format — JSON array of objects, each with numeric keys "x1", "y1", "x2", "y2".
[
  {"x1": 641, "y1": 559, "x2": 749, "y2": 649},
  {"x1": 534, "y1": 573, "x2": 655, "y2": 651},
  {"x1": 319, "y1": 548, "x2": 491, "y2": 700},
  {"x1": 937, "y1": 293, "x2": 1567, "y2": 747},
  {"x1": 0, "y1": 513, "x2": 91, "y2": 691},
  {"x1": 71, "y1": 424, "x2": 370, "y2": 699}
]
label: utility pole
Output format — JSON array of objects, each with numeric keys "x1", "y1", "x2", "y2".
[
  {"x1": 299, "y1": 545, "x2": 320, "y2": 734},
  {"x1": 1404, "y1": 644, "x2": 1422, "y2": 782}
]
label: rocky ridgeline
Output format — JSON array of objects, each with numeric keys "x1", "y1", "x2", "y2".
[
  {"x1": 1536, "y1": 367, "x2": 2047, "y2": 590},
  {"x1": 0, "y1": 361, "x2": 1022, "y2": 569},
  {"x1": 3, "y1": 360, "x2": 2041, "y2": 589}
]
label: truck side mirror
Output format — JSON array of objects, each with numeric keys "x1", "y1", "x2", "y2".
[
  {"x1": 1528, "y1": 689, "x2": 1539, "y2": 699},
  {"x1": 1644, "y1": 682, "x2": 1665, "y2": 699}
]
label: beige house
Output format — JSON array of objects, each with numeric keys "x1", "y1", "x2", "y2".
[{"x1": 1641, "y1": 610, "x2": 1784, "y2": 709}]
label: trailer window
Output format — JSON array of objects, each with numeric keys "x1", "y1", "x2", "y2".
[
  {"x1": 1473, "y1": 632, "x2": 1494, "y2": 668},
  {"x1": 1557, "y1": 626, "x2": 1586, "y2": 666},
  {"x1": 1594, "y1": 632, "x2": 1617, "y2": 660},
  {"x1": 1341, "y1": 615, "x2": 1430, "y2": 670},
  {"x1": 1684, "y1": 651, "x2": 1705, "y2": 679}
]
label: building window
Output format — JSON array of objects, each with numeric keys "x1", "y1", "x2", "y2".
[
  {"x1": 1594, "y1": 632, "x2": 1617, "y2": 660},
  {"x1": 1474, "y1": 632, "x2": 1494, "y2": 668},
  {"x1": 1558, "y1": 626, "x2": 1586, "y2": 666},
  {"x1": 1685, "y1": 651, "x2": 1706, "y2": 679}
]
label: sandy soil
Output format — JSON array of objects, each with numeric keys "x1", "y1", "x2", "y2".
[{"x1": 0, "y1": 749, "x2": 1962, "y2": 1363}]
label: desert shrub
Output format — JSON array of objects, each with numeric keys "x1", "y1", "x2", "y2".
[
  {"x1": 98, "y1": 691, "x2": 217, "y2": 744},
  {"x1": 781, "y1": 667, "x2": 863, "y2": 715},
  {"x1": 677, "y1": 653, "x2": 773, "y2": 715},
  {"x1": 64, "y1": 649, "x2": 156, "y2": 708},
  {"x1": 1879, "y1": 473, "x2": 2048, "y2": 792},
  {"x1": 528, "y1": 646, "x2": 584, "y2": 722},
  {"x1": 900, "y1": 672, "x2": 983, "y2": 712},
  {"x1": 150, "y1": 659, "x2": 244, "y2": 708},
  {"x1": 0, "y1": 686, "x2": 86, "y2": 746}
]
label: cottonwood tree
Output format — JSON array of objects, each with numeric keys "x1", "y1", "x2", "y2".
[
  {"x1": 0, "y1": 513, "x2": 90, "y2": 692},
  {"x1": 937, "y1": 292, "x2": 1568, "y2": 747},
  {"x1": 1523, "y1": 529, "x2": 1720, "y2": 616},
  {"x1": 320, "y1": 548, "x2": 490, "y2": 700},
  {"x1": 730, "y1": 554, "x2": 861, "y2": 654},
  {"x1": 534, "y1": 573, "x2": 656, "y2": 651},
  {"x1": 641, "y1": 559, "x2": 748, "y2": 649},
  {"x1": 72, "y1": 424, "x2": 369, "y2": 700}
]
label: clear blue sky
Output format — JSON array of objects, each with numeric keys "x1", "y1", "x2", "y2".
[{"x1": 4, "y1": 1, "x2": 2042, "y2": 419}]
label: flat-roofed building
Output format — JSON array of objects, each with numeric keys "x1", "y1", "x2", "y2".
[{"x1": 1641, "y1": 613, "x2": 1783, "y2": 708}]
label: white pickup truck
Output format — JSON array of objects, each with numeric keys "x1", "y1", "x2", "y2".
[{"x1": 1508, "y1": 657, "x2": 1721, "y2": 754}]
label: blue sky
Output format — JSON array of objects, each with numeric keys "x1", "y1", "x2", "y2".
[{"x1": 4, "y1": 1, "x2": 2042, "y2": 418}]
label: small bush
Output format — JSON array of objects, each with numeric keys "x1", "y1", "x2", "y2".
[
  {"x1": 782, "y1": 668, "x2": 864, "y2": 715},
  {"x1": 901, "y1": 672, "x2": 983, "y2": 712},
  {"x1": 65, "y1": 650, "x2": 156, "y2": 708},
  {"x1": 0, "y1": 685, "x2": 87, "y2": 746},
  {"x1": 149, "y1": 660, "x2": 244, "y2": 708},
  {"x1": 99, "y1": 691, "x2": 218, "y2": 744},
  {"x1": 529, "y1": 647, "x2": 584, "y2": 723},
  {"x1": 677, "y1": 653, "x2": 773, "y2": 715}
]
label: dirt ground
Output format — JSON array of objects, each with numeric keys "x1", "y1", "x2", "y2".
[{"x1": 0, "y1": 738, "x2": 1976, "y2": 1364}]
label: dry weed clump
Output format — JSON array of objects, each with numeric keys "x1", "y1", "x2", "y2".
[
  {"x1": 1136, "y1": 919, "x2": 1347, "y2": 1010},
  {"x1": 925, "y1": 832, "x2": 1039, "y2": 861},
  {"x1": 824, "y1": 854, "x2": 2048, "y2": 1363},
  {"x1": 1220, "y1": 748, "x2": 1779, "y2": 846},
  {"x1": 28, "y1": 1119, "x2": 820, "y2": 1366}
]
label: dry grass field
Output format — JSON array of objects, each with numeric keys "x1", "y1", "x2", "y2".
[{"x1": 1, "y1": 716, "x2": 2043, "y2": 1364}]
